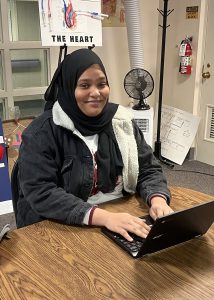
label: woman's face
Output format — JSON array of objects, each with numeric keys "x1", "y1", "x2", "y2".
[{"x1": 75, "y1": 64, "x2": 110, "y2": 117}]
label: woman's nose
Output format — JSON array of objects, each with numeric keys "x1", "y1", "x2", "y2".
[{"x1": 90, "y1": 86, "x2": 100, "y2": 97}]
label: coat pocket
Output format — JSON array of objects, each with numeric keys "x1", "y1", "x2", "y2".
[
  {"x1": 61, "y1": 158, "x2": 73, "y2": 191},
  {"x1": 61, "y1": 158, "x2": 73, "y2": 174}
]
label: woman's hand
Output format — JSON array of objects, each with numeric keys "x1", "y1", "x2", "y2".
[
  {"x1": 149, "y1": 196, "x2": 174, "y2": 220},
  {"x1": 92, "y1": 208, "x2": 151, "y2": 242}
]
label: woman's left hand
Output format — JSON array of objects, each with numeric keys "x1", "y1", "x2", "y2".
[{"x1": 149, "y1": 196, "x2": 174, "y2": 220}]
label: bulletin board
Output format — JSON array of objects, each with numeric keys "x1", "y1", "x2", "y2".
[
  {"x1": 102, "y1": 0, "x2": 126, "y2": 27},
  {"x1": 2, "y1": 117, "x2": 35, "y2": 176}
]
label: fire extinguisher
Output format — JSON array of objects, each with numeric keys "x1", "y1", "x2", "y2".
[{"x1": 179, "y1": 36, "x2": 192, "y2": 75}]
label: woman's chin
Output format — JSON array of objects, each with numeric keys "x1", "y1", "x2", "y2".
[
  {"x1": 85, "y1": 109, "x2": 103, "y2": 117},
  {"x1": 81, "y1": 104, "x2": 105, "y2": 117}
]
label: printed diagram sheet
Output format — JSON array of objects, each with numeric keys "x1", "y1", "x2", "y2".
[
  {"x1": 41, "y1": 0, "x2": 87, "y2": 33},
  {"x1": 38, "y1": 0, "x2": 102, "y2": 46},
  {"x1": 159, "y1": 105, "x2": 200, "y2": 165}
]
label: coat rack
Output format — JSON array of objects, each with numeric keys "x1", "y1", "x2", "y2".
[
  {"x1": 57, "y1": 43, "x2": 96, "y2": 66},
  {"x1": 58, "y1": 44, "x2": 67, "y2": 65},
  {"x1": 153, "y1": 0, "x2": 174, "y2": 168}
]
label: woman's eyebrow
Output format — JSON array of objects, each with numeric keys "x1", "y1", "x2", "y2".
[
  {"x1": 78, "y1": 76, "x2": 106, "y2": 82},
  {"x1": 77, "y1": 78, "x2": 89, "y2": 82}
]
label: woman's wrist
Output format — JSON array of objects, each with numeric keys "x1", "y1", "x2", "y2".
[
  {"x1": 148, "y1": 194, "x2": 167, "y2": 206},
  {"x1": 90, "y1": 207, "x2": 112, "y2": 227},
  {"x1": 150, "y1": 196, "x2": 168, "y2": 207}
]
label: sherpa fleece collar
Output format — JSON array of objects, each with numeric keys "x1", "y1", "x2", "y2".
[{"x1": 52, "y1": 101, "x2": 139, "y2": 193}]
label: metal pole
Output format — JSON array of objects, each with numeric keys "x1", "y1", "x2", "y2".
[
  {"x1": 154, "y1": 0, "x2": 174, "y2": 168},
  {"x1": 154, "y1": 0, "x2": 168, "y2": 157}
]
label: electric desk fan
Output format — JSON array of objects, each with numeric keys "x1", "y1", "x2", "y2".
[{"x1": 124, "y1": 68, "x2": 154, "y2": 110}]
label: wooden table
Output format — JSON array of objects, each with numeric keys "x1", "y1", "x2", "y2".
[{"x1": 0, "y1": 187, "x2": 213, "y2": 300}]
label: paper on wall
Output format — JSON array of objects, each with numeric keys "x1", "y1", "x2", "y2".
[
  {"x1": 38, "y1": 0, "x2": 102, "y2": 46},
  {"x1": 155, "y1": 104, "x2": 200, "y2": 165}
]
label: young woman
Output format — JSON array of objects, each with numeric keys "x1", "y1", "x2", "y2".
[{"x1": 17, "y1": 48, "x2": 173, "y2": 241}]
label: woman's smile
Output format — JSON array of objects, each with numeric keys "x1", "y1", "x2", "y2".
[{"x1": 75, "y1": 64, "x2": 110, "y2": 117}]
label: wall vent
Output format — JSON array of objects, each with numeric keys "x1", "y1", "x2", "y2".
[
  {"x1": 135, "y1": 119, "x2": 149, "y2": 133},
  {"x1": 205, "y1": 105, "x2": 214, "y2": 141},
  {"x1": 130, "y1": 108, "x2": 154, "y2": 147}
]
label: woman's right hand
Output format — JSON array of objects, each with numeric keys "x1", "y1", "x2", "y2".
[{"x1": 91, "y1": 208, "x2": 151, "y2": 242}]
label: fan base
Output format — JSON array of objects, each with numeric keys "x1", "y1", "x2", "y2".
[{"x1": 132, "y1": 103, "x2": 150, "y2": 111}]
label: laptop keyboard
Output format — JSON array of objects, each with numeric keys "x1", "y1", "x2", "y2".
[
  {"x1": 102, "y1": 215, "x2": 154, "y2": 256},
  {"x1": 113, "y1": 232, "x2": 145, "y2": 252}
]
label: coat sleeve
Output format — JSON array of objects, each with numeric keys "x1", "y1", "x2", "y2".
[
  {"x1": 18, "y1": 123, "x2": 92, "y2": 225},
  {"x1": 132, "y1": 121, "x2": 171, "y2": 205}
]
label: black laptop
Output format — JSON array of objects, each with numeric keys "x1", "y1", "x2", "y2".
[{"x1": 101, "y1": 200, "x2": 214, "y2": 258}]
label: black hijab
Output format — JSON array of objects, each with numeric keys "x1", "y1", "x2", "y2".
[{"x1": 45, "y1": 48, "x2": 123, "y2": 193}]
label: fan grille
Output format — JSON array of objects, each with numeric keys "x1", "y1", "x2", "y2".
[{"x1": 124, "y1": 68, "x2": 154, "y2": 101}]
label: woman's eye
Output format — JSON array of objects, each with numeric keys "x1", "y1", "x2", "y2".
[
  {"x1": 99, "y1": 82, "x2": 107, "y2": 88},
  {"x1": 79, "y1": 83, "x2": 89, "y2": 89}
]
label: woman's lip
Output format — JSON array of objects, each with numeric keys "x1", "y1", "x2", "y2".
[
  {"x1": 85, "y1": 100, "x2": 101, "y2": 103},
  {"x1": 86, "y1": 101, "x2": 102, "y2": 107}
]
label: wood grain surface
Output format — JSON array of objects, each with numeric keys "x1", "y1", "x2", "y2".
[{"x1": 0, "y1": 187, "x2": 213, "y2": 300}]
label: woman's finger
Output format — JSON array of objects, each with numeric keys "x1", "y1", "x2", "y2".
[{"x1": 118, "y1": 228, "x2": 133, "y2": 242}]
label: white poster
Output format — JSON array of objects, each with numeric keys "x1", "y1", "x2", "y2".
[
  {"x1": 157, "y1": 105, "x2": 200, "y2": 165},
  {"x1": 38, "y1": 0, "x2": 103, "y2": 46}
]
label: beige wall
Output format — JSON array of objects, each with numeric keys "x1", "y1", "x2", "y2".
[
  {"x1": 50, "y1": 0, "x2": 160, "y2": 108},
  {"x1": 159, "y1": 0, "x2": 201, "y2": 113},
  {"x1": 139, "y1": 0, "x2": 160, "y2": 108},
  {"x1": 50, "y1": 0, "x2": 203, "y2": 115}
]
